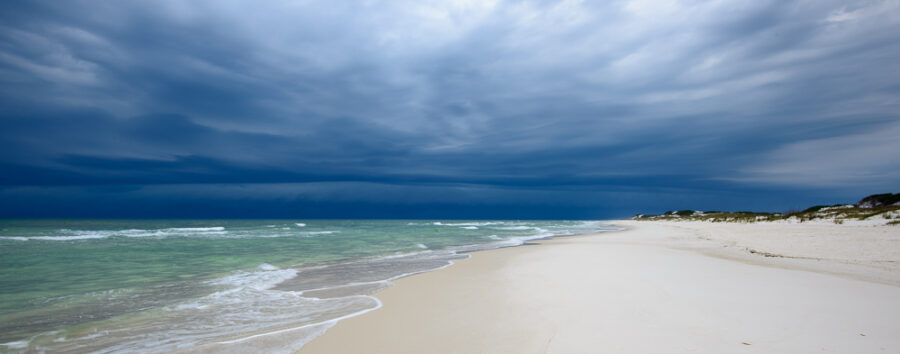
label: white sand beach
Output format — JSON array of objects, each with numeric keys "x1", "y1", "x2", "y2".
[{"x1": 298, "y1": 220, "x2": 900, "y2": 353}]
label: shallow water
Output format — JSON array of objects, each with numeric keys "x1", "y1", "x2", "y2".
[{"x1": 0, "y1": 219, "x2": 615, "y2": 352}]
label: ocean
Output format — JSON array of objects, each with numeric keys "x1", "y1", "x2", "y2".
[{"x1": 0, "y1": 219, "x2": 616, "y2": 353}]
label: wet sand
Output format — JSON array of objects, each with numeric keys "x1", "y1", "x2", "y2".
[{"x1": 298, "y1": 221, "x2": 900, "y2": 353}]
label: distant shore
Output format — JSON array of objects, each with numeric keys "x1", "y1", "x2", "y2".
[{"x1": 298, "y1": 220, "x2": 900, "y2": 353}]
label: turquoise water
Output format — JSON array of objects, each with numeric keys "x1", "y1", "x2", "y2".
[{"x1": 0, "y1": 219, "x2": 615, "y2": 352}]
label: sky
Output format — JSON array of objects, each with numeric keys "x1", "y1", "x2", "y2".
[{"x1": 1, "y1": 0, "x2": 899, "y2": 219}]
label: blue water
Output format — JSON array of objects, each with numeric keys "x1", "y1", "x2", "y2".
[{"x1": 0, "y1": 219, "x2": 615, "y2": 352}]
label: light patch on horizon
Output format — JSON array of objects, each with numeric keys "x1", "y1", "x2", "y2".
[{"x1": 731, "y1": 121, "x2": 900, "y2": 188}]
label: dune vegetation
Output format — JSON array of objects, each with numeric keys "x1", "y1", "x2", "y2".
[{"x1": 633, "y1": 193, "x2": 900, "y2": 225}]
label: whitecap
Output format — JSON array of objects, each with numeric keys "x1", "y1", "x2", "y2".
[
  {"x1": 493, "y1": 226, "x2": 534, "y2": 230},
  {"x1": 301, "y1": 231, "x2": 338, "y2": 237},
  {"x1": 209, "y1": 264, "x2": 298, "y2": 291},
  {"x1": 29, "y1": 234, "x2": 110, "y2": 241},
  {"x1": 257, "y1": 263, "x2": 279, "y2": 271},
  {"x1": 165, "y1": 227, "x2": 225, "y2": 232},
  {"x1": 0, "y1": 340, "x2": 30, "y2": 349},
  {"x1": 0, "y1": 236, "x2": 29, "y2": 241},
  {"x1": 434, "y1": 221, "x2": 505, "y2": 227}
]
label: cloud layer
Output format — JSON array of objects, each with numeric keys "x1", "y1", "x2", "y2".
[{"x1": 2, "y1": 0, "x2": 899, "y2": 217}]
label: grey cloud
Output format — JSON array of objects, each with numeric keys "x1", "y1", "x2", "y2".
[{"x1": 1, "y1": 0, "x2": 899, "y2": 217}]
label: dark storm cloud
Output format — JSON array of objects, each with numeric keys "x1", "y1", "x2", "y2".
[{"x1": 1, "y1": 0, "x2": 899, "y2": 217}]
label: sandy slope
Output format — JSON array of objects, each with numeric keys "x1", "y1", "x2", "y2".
[{"x1": 297, "y1": 221, "x2": 900, "y2": 353}]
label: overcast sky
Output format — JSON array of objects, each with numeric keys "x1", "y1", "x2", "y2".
[{"x1": 1, "y1": 0, "x2": 899, "y2": 218}]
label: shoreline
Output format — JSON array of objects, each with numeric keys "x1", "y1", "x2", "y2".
[
  {"x1": 297, "y1": 220, "x2": 900, "y2": 353},
  {"x1": 0, "y1": 220, "x2": 611, "y2": 353}
]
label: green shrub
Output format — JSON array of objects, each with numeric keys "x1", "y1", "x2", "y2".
[{"x1": 858, "y1": 193, "x2": 900, "y2": 207}]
